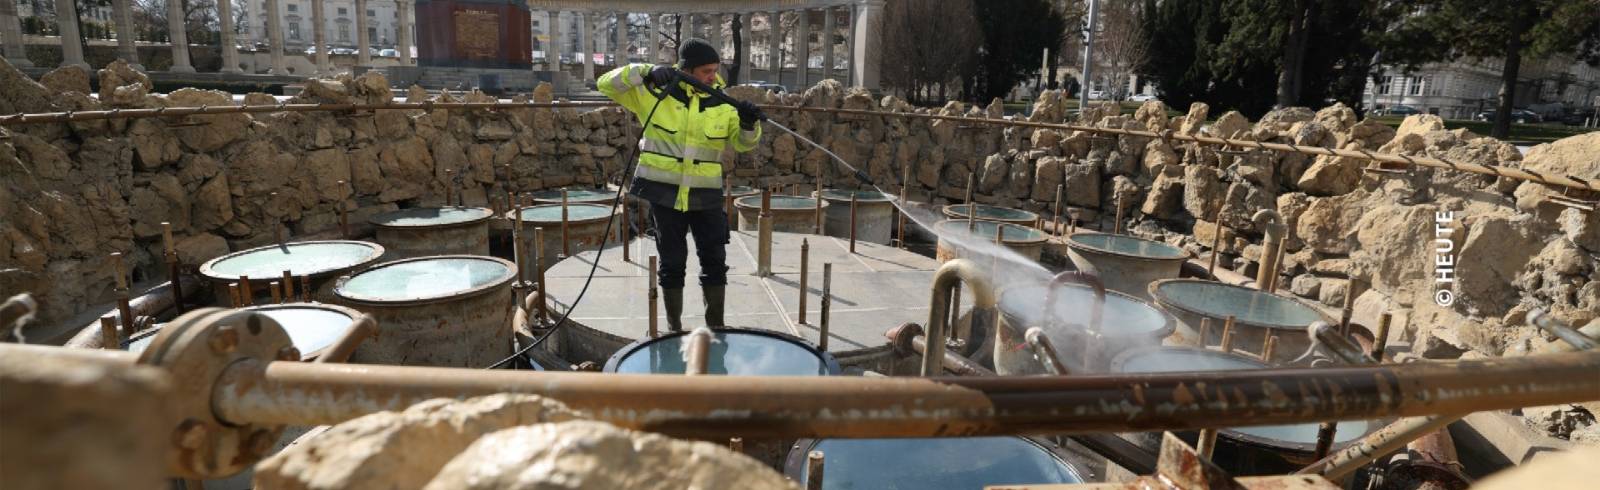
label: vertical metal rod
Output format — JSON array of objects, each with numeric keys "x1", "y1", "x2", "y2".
[
  {"x1": 281, "y1": 270, "x2": 294, "y2": 302},
  {"x1": 621, "y1": 194, "x2": 631, "y2": 263},
  {"x1": 1339, "y1": 280, "x2": 1359, "y2": 337},
  {"x1": 269, "y1": 281, "x2": 282, "y2": 303},
  {"x1": 1270, "y1": 217, "x2": 1295, "y2": 291},
  {"x1": 1219, "y1": 315, "x2": 1236, "y2": 353},
  {"x1": 228, "y1": 283, "x2": 242, "y2": 308},
  {"x1": 648, "y1": 256, "x2": 659, "y2": 338},
  {"x1": 758, "y1": 189, "x2": 774, "y2": 277},
  {"x1": 1026, "y1": 327, "x2": 1070, "y2": 375},
  {"x1": 1197, "y1": 428, "x2": 1219, "y2": 459},
  {"x1": 111, "y1": 252, "x2": 135, "y2": 333},
  {"x1": 1113, "y1": 195, "x2": 1124, "y2": 235},
  {"x1": 300, "y1": 276, "x2": 312, "y2": 302},
  {"x1": 805, "y1": 450, "x2": 825, "y2": 490},
  {"x1": 684, "y1": 327, "x2": 712, "y2": 375},
  {"x1": 238, "y1": 275, "x2": 253, "y2": 306},
  {"x1": 513, "y1": 208, "x2": 527, "y2": 285},
  {"x1": 1262, "y1": 334, "x2": 1278, "y2": 362},
  {"x1": 162, "y1": 222, "x2": 186, "y2": 314},
  {"x1": 336, "y1": 180, "x2": 349, "y2": 239},
  {"x1": 1371, "y1": 313, "x2": 1393, "y2": 361},
  {"x1": 898, "y1": 162, "x2": 911, "y2": 249},
  {"x1": 561, "y1": 189, "x2": 571, "y2": 258},
  {"x1": 965, "y1": 172, "x2": 977, "y2": 231},
  {"x1": 99, "y1": 316, "x2": 119, "y2": 349},
  {"x1": 820, "y1": 263, "x2": 832, "y2": 351},
  {"x1": 534, "y1": 227, "x2": 547, "y2": 323},
  {"x1": 729, "y1": 437, "x2": 743, "y2": 452},
  {"x1": 1068, "y1": 209, "x2": 1079, "y2": 234},
  {"x1": 799, "y1": 239, "x2": 810, "y2": 325},
  {"x1": 947, "y1": 283, "x2": 962, "y2": 345},
  {"x1": 848, "y1": 194, "x2": 858, "y2": 253},
  {"x1": 1199, "y1": 317, "x2": 1212, "y2": 348},
  {"x1": 725, "y1": 180, "x2": 737, "y2": 229},
  {"x1": 1052, "y1": 184, "x2": 1064, "y2": 237},
  {"x1": 1313, "y1": 422, "x2": 1338, "y2": 460},
  {"x1": 1207, "y1": 206, "x2": 1226, "y2": 277},
  {"x1": 814, "y1": 180, "x2": 824, "y2": 235}
]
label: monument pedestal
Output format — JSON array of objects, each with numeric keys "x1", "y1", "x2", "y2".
[{"x1": 415, "y1": 0, "x2": 532, "y2": 70}]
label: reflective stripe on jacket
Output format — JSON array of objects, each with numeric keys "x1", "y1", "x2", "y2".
[{"x1": 598, "y1": 63, "x2": 762, "y2": 211}]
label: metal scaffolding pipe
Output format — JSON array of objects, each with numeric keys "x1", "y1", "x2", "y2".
[{"x1": 1529, "y1": 308, "x2": 1598, "y2": 351}]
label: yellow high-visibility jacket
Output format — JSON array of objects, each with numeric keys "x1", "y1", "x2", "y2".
[{"x1": 598, "y1": 63, "x2": 762, "y2": 212}]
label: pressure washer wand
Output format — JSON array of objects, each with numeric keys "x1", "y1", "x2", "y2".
[{"x1": 672, "y1": 72, "x2": 876, "y2": 188}]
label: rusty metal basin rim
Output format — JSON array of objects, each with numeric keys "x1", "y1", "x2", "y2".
[
  {"x1": 506, "y1": 203, "x2": 614, "y2": 225},
  {"x1": 1064, "y1": 232, "x2": 1193, "y2": 263},
  {"x1": 369, "y1": 206, "x2": 494, "y2": 229},
  {"x1": 198, "y1": 240, "x2": 386, "y2": 282},
  {"x1": 333, "y1": 255, "x2": 516, "y2": 306},
  {"x1": 1148, "y1": 278, "x2": 1329, "y2": 331}
]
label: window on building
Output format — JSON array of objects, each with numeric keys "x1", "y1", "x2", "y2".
[
  {"x1": 367, "y1": 9, "x2": 375, "y2": 17},
  {"x1": 1409, "y1": 76, "x2": 1424, "y2": 96},
  {"x1": 337, "y1": 7, "x2": 347, "y2": 15},
  {"x1": 339, "y1": 24, "x2": 350, "y2": 41},
  {"x1": 289, "y1": 22, "x2": 300, "y2": 40},
  {"x1": 287, "y1": 4, "x2": 296, "y2": 12},
  {"x1": 368, "y1": 26, "x2": 377, "y2": 41},
  {"x1": 1377, "y1": 76, "x2": 1392, "y2": 95}
]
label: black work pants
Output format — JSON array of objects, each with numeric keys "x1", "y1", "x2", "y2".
[{"x1": 650, "y1": 203, "x2": 730, "y2": 289}]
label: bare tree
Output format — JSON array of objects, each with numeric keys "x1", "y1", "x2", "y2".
[
  {"x1": 881, "y1": 0, "x2": 979, "y2": 105},
  {"x1": 134, "y1": 0, "x2": 220, "y2": 44},
  {"x1": 1092, "y1": 0, "x2": 1149, "y2": 100}
]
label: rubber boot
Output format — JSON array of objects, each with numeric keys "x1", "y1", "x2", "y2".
[
  {"x1": 703, "y1": 285, "x2": 726, "y2": 327},
  {"x1": 664, "y1": 288, "x2": 684, "y2": 332}
]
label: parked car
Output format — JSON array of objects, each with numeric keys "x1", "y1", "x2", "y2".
[
  {"x1": 1086, "y1": 90, "x2": 1105, "y2": 100},
  {"x1": 741, "y1": 81, "x2": 787, "y2": 94},
  {"x1": 1384, "y1": 105, "x2": 1421, "y2": 115},
  {"x1": 1128, "y1": 93, "x2": 1157, "y2": 102},
  {"x1": 378, "y1": 48, "x2": 398, "y2": 57},
  {"x1": 1474, "y1": 109, "x2": 1541, "y2": 123}
]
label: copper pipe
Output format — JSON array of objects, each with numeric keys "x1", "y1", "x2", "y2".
[
  {"x1": 1252, "y1": 210, "x2": 1285, "y2": 292},
  {"x1": 1219, "y1": 315, "x2": 1237, "y2": 353},
  {"x1": 196, "y1": 345, "x2": 1600, "y2": 439},
  {"x1": 281, "y1": 270, "x2": 294, "y2": 302},
  {"x1": 1529, "y1": 308, "x2": 1598, "y2": 350},
  {"x1": 269, "y1": 282, "x2": 282, "y2": 303},
  {"x1": 227, "y1": 283, "x2": 241, "y2": 308},
  {"x1": 804, "y1": 450, "x2": 825, "y2": 490},
  {"x1": 98, "y1": 316, "x2": 119, "y2": 349},
  {"x1": 922, "y1": 259, "x2": 998, "y2": 377},
  {"x1": 684, "y1": 327, "x2": 712, "y2": 376},
  {"x1": 316, "y1": 315, "x2": 376, "y2": 364},
  {"x1": 534, "y1": 227, "x2": 547, "y2": 322},
  {"x1": 1371, "y1": 313, "x2": 1393, "y2": 361},
  {"x1": 6, "y1": 101, "x2": 1593, "y2": 192},
  {"x1": 820, "y1": 263, "x2": 832, "y2": 351},
  {"x1": 1272, "y1": 215, "x2": 1297, "y2": 292},
  {"x1": 799, "y1": 239, "x2": 809, "y2": 325},
  {"x1": 886, "y1": 323, "x2": 995, "y2": 377},
  {"x1": 560, "y1": 189, "x2": 571, "y2": 258},
  {"x1": 238, "y1": 275, "x2": 253, "y2": 306},
  {"x1": 1052, "y1": 184, "x2": 1064, "y2": 237},
  {"x1": 647, "y1": 256, "x2": 658, "y2": 339},
  {"x1": 300, "y1": 276, "x2": 311, "y2": 302},
  {"x1": 965, "y1": 172, "x2": 976, "y2": 231},
  {"x1": 1339, "y1": 280, "x2": 1361, "y2": 337},
  {"x1": 729, "y1": 437, "x2": 742, "y2": 452},
  {"x1": 1025, "y1": 327, "x2": 1070, "y2": 375}
]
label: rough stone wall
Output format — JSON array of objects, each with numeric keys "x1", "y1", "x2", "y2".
[{"x1": 2, "y1": 59, "x2": 1596, "y2": 369}]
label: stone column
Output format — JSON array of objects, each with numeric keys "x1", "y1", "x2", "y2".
[
  {"x1": 850, "y1": 0, "x2": 882, "y2": 89},
  {"x1": 794, "y1": 8, "x2": 808, "y2": 89},
  {"x1": 548, "y1": 11, "x2": 562, "y2": 70},
  {"x1": 822, "y1": 7, "x2": 835, "y2": 82},
  {"x1": 592, "y1": 14, "x2": 606, "y2": 67},
  {"x1": 738, "y1": 12, "x2": 751, "y2": 76},
  {"x1": 845, "y1": 5, "x2": 855, "y2": 84},
  {"x1": 0, "y1": 0, "x2": 28, "y2": 67},
  {"x1": 266, "y1": 0, "x2": 287, "y2": 74},
  {"x1": 110, "y1": 0, "x2": 138, "y2": 68},
  {"x1": 356, "y1": 0, "x2": 371, "y2": 66},
  {"x1": 766, "y1": 10, "x2": 780, "y2": 81},
  {"x1": 217, "y1": 0, "x2": 241, "y2": 73},
  {"x1": 612, "y1": 11, "x2": 625, "y2": 65},
  {"x1": 396, "y1": 0, "x2": 412, "y2": 65},
  {"x1": 685, "y1": 14, "x2": 697, "y2": 40},
  {"x1": 54, "y1": 0, "x2": 88, "y2": 69},
  {"x1": 313, "y1": 0, "x2": 330, "y2": 73},
  {"x1": 649, "y1": 13, "x2": 662, "y2": 63},
  {"x1": 708, "y1": 13, "x2": 722, "y2": 55},
  {"x1": 164, "y1": 0, "x2": 193, "y2": 71},
  {"x1": 579, "y1": 12, "x2": 593, "y2": 83}
]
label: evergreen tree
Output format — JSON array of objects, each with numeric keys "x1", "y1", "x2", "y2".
[{"x1": 969, "y1": 0, "x2": 1067, "y2": 102}]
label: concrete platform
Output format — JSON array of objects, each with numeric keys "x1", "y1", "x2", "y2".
[{"x1": 543, "y1": 230, "x2": 972, "y2": 364}]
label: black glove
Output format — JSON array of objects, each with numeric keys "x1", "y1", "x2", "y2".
[
  {"x1": 734, "y1": 100, "x2": 765, "y2": 129},
  {"x1": 646, "y1": 65, "x2": 677, "y2": 88}
]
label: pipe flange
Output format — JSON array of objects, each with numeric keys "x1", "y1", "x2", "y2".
[
  {"x1": 137, "y1": 307, "x2": 293, "y2": 479},
  {"x1": 885, "y1": 322, "x2": 924, "y2": 357}
]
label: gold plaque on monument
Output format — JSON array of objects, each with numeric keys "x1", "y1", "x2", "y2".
[{"x1": 454, "y1": 9, "x2": 500, "y2": 58}]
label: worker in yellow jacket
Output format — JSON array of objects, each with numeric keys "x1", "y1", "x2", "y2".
[{"x1": 598, "y1": 39, "x2": 763, "y2": 331}]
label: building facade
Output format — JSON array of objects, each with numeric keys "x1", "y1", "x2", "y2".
[
  {"x1": 1363, "y1": 56, "x2": 1600, "y2": 120},
  {"x1": 241, "y1": 0, "x2": 409, "y2": 51}
]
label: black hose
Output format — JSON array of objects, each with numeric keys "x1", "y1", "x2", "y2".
[{"x1": 487, "y1": 89, "x2": 669, "y2": 370}]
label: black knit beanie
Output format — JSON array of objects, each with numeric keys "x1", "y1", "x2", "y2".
[{"x1": 679, "y1": 39, "x2": 720, "y2": 70}]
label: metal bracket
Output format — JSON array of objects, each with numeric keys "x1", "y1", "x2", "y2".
[{"x1": 137, "y1": 308, "x2": 294, "y2": 479}]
